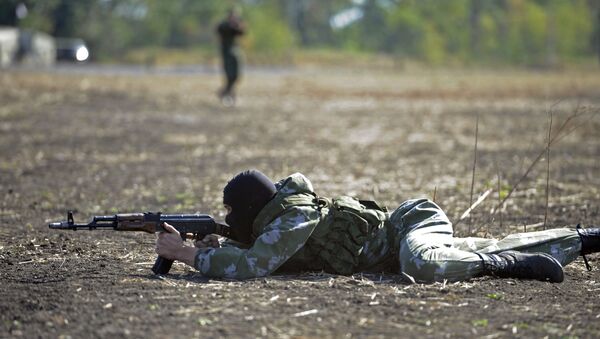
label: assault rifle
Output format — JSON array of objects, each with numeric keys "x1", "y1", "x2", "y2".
[{"x1": 49, "y1": 211, "x2": 232, "y2": 275}]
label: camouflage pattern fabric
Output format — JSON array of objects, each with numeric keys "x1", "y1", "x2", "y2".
[
  {"x1": 389, "y1": 199, "x2": 581, "y2": 282},
  {"x1": 194, "y1": 173, "x2": 583, "y2": 282},
  {"x1": 194, "y1": 173, "x2": 321, "y2": 279}
]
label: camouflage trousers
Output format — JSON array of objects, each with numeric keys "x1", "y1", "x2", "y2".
[{"x1": 389, "y1": 199, "x2": 582, "y2": 283}]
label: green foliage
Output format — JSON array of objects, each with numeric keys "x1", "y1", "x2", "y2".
[
  {"x1": 472, "y1": 319, "x2": 489, "y2": 327},
  {"x1": 554, "y1": 0, "x2": 594, "y2": 59},
  {"x1": 385, "y1": 5, "x2": 425, "y2": 57},
  {"x1": 479, "y1": 13, "x2": 499, "y2": 57},
  {"x1": 486, "y1": 292, "x2": 503, "y2": 300},
  {"x1": 10, "y1": 0, "x2": 599, "y2": 65},
  {"x1": 244, "y1": 4, "x2": 295, "y2": 57},
  {"x1": 421, "y1": 23, "x2": 445, "y2": 64},
  {"x1": 517, "y1": 1, "x2": 547, "y2": 64}
]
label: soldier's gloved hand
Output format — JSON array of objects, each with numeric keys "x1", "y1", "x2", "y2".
[{"x1": 195, "y1": 234, "x2": 220, "y2": 248}]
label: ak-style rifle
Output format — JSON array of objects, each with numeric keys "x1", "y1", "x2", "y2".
[{"x1": 49, "y1": 211, "x2": 231, "y2": 274}]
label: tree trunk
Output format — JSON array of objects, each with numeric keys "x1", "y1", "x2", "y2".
[
  {"x1": 470, "y1": 0, "x2": 482, "y2": 59},
  {"x1": 545, "y1": 7, "x2": 557, "y2": 67},
  {"x1": 597, "y1": 6, "x2": 600, "y2": 64}
]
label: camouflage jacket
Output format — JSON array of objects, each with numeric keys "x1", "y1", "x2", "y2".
[{"x1": 194, "y1": 173, "x2": 395, "y2": 279}]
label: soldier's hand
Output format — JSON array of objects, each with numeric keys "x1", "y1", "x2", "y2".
[
  {"x1": 156, "y1": 222, "x2": 185, "y2": 260},
  {"x1": 155, "y1": 223, "x2": 199, "y2": 267},
  {"x1": 195, "y1": 234, "x2": 220, "y2": 249}
]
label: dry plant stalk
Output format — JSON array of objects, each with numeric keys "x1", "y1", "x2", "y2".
[
  {"x1": 491, "y1": 104, "x2": 588, "y2": 214},
  {"x1": 496, "y1": 164, "x2": 503, "y2": 228},
  {"x1": 469, "y1": 104, "x2": 597, "y2": 235},
  {"x1": 468, "y1": 115, "x2": 479, "y2": 234},
  {"x1": 468, "y1": 103, "x2": 600, "y2": 233},
  {"x1": 456, "y1": 189, "x2": 493, "y2": 224},
  {"x1": 544, "y1": 112, "x2": 553, "y2": 229}
]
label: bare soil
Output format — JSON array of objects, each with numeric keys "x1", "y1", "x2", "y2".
[{"x1": 1, "y1": 66, "x2": 600, "y2": 338}]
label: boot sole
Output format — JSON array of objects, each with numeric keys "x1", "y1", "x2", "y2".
[{"x1": 537, "y1": 253, "x2": 564, "y2": 283}]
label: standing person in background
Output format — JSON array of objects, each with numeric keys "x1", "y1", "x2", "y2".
[{"x1": 216, "y1": 8, "x2": 245, "y2": 106}]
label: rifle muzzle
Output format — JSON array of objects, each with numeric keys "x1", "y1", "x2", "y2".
[{"x1": 48, "y1": 221, "x2": 70, "y2": 229}]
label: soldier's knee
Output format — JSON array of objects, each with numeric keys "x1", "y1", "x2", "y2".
[{"x1": 399, "y1": 243, "x2": 440, "y2": 283}]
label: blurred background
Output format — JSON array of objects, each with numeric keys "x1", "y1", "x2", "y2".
[{"x1": 1, "y1": 0, "x2": 599, "y2": 69}]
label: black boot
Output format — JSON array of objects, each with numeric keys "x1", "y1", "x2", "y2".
[
  {"x1": 576, "y1": 224, "x2": 600, "y2": 271},
  {"x1": 479, "y1": 251, "x2": 564, "y2": 283},
  {"x1": 576, "y1": 225, "x2": 600, "y2": 255}
]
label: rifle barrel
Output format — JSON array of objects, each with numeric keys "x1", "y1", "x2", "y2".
[{"x1": 48, "y1": 213, "x2": 117, "y2": 230}]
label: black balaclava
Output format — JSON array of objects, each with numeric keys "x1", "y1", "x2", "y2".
[{"x1": 223, "y1": 170, "x2": 277, "y2": 244}]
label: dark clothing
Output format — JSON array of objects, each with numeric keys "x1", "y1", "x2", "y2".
[
  {"x1": 217, "y1": 19, "x2": 244, "y2": 51},
  {"x1": 217, "y1": 17, "x2": 245, "y2": 97},
  {"x1": 223, "y1": 170, "x2": 277, "y2": 244},
  {"x1": 221, "y1": 52, "x2": 239, "y2": 96}
]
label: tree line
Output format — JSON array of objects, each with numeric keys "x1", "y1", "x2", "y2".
[{"x1": 2, "y1": 0, "x2": 599, "y2": 66}]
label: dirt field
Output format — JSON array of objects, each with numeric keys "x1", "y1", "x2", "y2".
[{"x1": 1, "y1": 65, "x2": 600, "y2": 338}]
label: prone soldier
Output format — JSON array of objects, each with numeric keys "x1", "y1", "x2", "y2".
[{"x1": 156, "y1": 170, "x2": 600, "y2": 283}]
